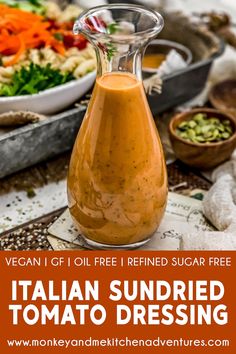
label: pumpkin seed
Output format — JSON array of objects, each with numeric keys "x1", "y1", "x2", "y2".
[
  {"x1": 218, "y1": 124, "x2": 225, "y2": 132},
  {"x1": 212, "y1": 129, "x2": 220, "y2": 139},
  {"x1": 178, "y1": 121, "x2": 188, "y2": 130},
  {"x1": 188, "y1": 120, "x2": 197, "y2": 128},
  {"x1": 222, "y1": 132, "x2": 230, "y2": 139},
  {"x1": 209, "y1": 118, "x2": 220, "y2": 125},
  {"x1": 175, "y1": 113, "x2": 233, "y2": 144},
  {"x1": 195, "y1": 136, "x2": 205, "y2": 142},
  {"x1": 195, "y1": 126, "x2": 202, "y2": 135},
  {"x1": 193, "y1": 113, "x2": 206, "y2": 122},
  {"x1": 201, "y1": 125, "x2": 212, "y2": 134}
]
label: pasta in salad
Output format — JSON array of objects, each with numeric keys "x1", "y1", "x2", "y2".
[
  {"x1": 0, "y1": 45, "x2": 96, "y2": 82},
  {"x1": 45, "y1": 2, "x2": 83, "y2": 23}
]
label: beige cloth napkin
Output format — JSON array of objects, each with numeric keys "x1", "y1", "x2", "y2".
[{"x1": 181, "y1": 153, "x2": 236, "y2": 250}]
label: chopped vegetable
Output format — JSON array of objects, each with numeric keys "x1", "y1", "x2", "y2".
[
  {"x1": 0, "y1": 63, "x2": 74, "y2": 96},
  {"x1": 62, "y1": 32, "x2": 88, "y2": 50},
  {"x1": 176, "y1": 113, "x2": 234, "y2": 143},
  {"x1": 53, "y1": 33, "x2": 64, "y2": 41},
  {"x1": 0, "y1": 2, "x2": 88, "y2": 66},
  {"x1": 107, "y1": 22, "x2": 120, "y2": 35},
  {"x1": 0, "y1": 0, "x2": 46, "y2": 14},
  {"x1": 0, "y1": 3, "x2": 67, "y2": 64},
  {"x1": 0, "y1": 1, "x2": 95, "y2": 96}
]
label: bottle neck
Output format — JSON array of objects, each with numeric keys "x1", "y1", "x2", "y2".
[
  {"x1": 74, "y1": 5, "x2": 164, "y2": 80},
  {"x1": 94, "y1": 40, "x2": 144, "y2": 80}
]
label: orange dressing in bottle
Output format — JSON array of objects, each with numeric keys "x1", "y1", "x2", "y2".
[
  {"x1": 68, "y1": 4, "x2": 167, "y2": 248},
  {"x1": 68, "y1": 72, "x2": 167, "y2": 245}
]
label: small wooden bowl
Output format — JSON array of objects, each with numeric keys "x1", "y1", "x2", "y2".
[
  {"x1": 169, "y1": 108, "x2": 236, "y2": 170},
  {"x1": 209, "y1": 80, "x2": 236, "y2": 117}
]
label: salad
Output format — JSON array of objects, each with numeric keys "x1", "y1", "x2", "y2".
[{"x1": 0, "y1": 0, "x2": 96, "y2": 96}]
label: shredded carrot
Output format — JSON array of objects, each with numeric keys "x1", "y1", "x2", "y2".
[
  {"x1": 4, "y1": 35, "x2": 25, "y2": 67},
  {"x1": 0, "y1": 4, "x2": 67, "y2": 66}
]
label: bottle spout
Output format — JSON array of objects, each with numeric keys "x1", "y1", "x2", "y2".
[
  {"x1": 74, "y1": 4, "x2": 164, "y2": 42},
  {"x1": 73, "y1": 4, "x2": 164, "y2": 79}
]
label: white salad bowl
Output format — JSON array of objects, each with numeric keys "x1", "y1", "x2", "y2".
[{"x1": 0, "y1": 71, "x2": 96, "y2": 115}]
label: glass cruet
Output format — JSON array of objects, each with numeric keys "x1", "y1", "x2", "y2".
[{"x1": 67, "y1": 4, "x2": 168, "y2": 249}]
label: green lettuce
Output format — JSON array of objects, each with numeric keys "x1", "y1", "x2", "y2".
[{"x1": 0, "y1": 63, "x2": 75, "y2": 96}]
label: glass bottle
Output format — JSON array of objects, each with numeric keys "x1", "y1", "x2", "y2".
[{"x1": 67, "y1": 4, "x2": 168, "y2": 249}]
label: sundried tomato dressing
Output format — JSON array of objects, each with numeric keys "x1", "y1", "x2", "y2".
[{"x1": 67, "y1": 72, "x2": 167, "y2": 245}]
